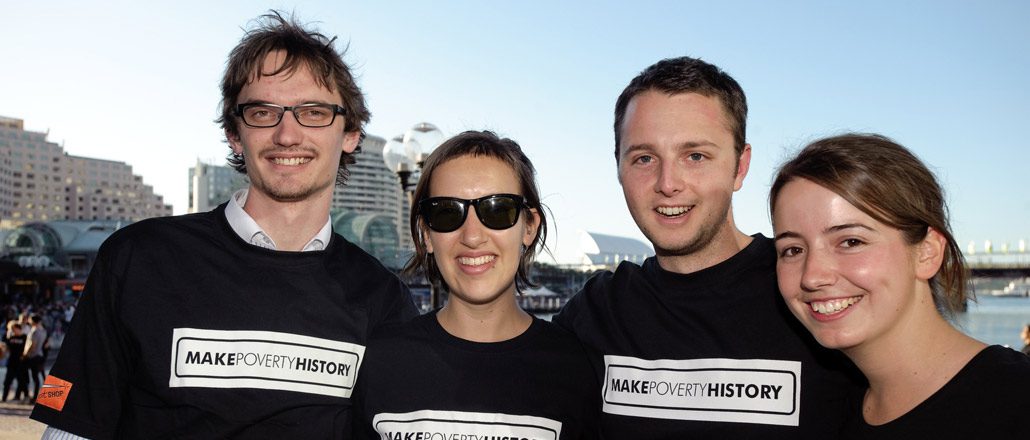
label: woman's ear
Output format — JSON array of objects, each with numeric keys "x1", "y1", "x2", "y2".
[
  {"x1": 522, "y1": 208, "x2": 540, "y2": 247},
  {"x1": 915, "y1": 227, "x2": 946, "y2": 280},
  {"x1": 421, "y1": 220, "x2": 434, "y2": 254}
]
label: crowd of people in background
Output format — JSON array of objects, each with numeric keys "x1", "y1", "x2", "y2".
[{"x1": 1, "y1": 299, "x2": 75, "y2": 403}]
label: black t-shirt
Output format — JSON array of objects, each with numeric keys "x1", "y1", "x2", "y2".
[
  {"x1": 30, "y1": 204, "x2": 418, "y2": 439},
  {"x1": 553, "y1": 234, "x2": 861, "y2": 439},
  {"x1": 842, "y1": 345, "x2": 1030, "y2": 439},
  {"x1": 4, "y1": 333, "x2": 26, "y2": 366},
  {"x1": 352, "y1": 311, "x2": 601, "y2": 440}
]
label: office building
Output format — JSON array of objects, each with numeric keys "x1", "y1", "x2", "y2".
[
  {"x1": 0, "y1": 116, "x2": 172, "y2": 229},
  {"x1": 188, "y1": 159, "x2": 248, "y2": 213},
  {"x1": 332, "y1": 134, "x2": 411, "y2": 251},
  {"x1": 0, "y1": 117, "x2": 15, "y2": 223}
]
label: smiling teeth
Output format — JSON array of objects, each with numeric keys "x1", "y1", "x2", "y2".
[
  {"x1": 273, "y1": 157, "x2": 311, "y2": 166},
  {"x1": 458, "y1": 255, "x2": 495, "y2": 266},
  {"x1": 810, "y1": 297, "x2": 861, "y2": 315},
  {"x1": 656, "y1": 206, "x2": 690, "y2": 216}
]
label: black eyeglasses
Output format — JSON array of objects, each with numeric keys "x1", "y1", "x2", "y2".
[
  {"x1": 419, "y1": 194, "x2": 528, "y2": 233},
  {"x1": 234, "y1": 103, "x2": 346, "y2": 128}
]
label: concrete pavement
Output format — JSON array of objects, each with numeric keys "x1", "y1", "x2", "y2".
[{"x1": 0, "y1": 401, "x2": 43, "y2": 440}]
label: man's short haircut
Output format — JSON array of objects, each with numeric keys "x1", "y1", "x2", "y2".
[
  {"x1": 217, "y1": 10, "x2": 369, "y2": 185},
  {"x1": 613, "y1": 56, "x2": 748, "y2": 162}
]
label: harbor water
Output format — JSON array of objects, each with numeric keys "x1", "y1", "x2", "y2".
[
  {"x1": 540, "y1": 295, "x2": 1030, "y2": 351},
  {"x1": 954, "y1": 295, "x2": 1030, "y2": 350}
]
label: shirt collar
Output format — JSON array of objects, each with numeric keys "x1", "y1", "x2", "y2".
[{"x1": 224, "y1": 188, "x2": 331, "y2": 252}]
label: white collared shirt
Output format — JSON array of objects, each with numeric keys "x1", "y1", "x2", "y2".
[{"x1": 224, "y1": 188, "x2": 332, "y2": 252}]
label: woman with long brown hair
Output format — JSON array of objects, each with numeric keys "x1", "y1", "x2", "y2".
[{"x1": 770, "y1": 133, "x2": 1030, "y2": 438}]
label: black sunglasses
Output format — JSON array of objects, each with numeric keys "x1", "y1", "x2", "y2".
[{"x1": 419, "y1": 194, "x2": 528, "y2": 233}]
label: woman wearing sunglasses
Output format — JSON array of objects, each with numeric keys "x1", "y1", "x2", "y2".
[
  {"x1": 769, "y1": 133, "x2": 1030, "y2": 439},
  {"x1": 352, "y1": 131, "x2": 599, "y2": 439}
]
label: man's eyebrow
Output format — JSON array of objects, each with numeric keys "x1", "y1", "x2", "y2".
[
  {"x1": 677, "y1": 140, "x2": 719, "y2": 149},
  {"x1": 621, "y1": 143, "x2": 653, "y2": 155},
  {"x1": 237, "y1": 100, "x2": 274, "y2": 106},
  {"x1": 237, "y1": 100, "x2": 336, "y2": 106},
  {"x1": 622, "y1": 140, "x2": 718, "y2": 154}
]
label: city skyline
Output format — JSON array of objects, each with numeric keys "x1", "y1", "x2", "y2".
[{"x1": 3, "y1": 0, "x2": 1028, "y2": 263}]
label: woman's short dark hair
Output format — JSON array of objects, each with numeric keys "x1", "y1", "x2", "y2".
[
  {"x1": 404, "y1": 130, "x2": 548, "y2": 295},
  {"x1": 770, "y1": 133, "x2": 969, "y2": 314}
]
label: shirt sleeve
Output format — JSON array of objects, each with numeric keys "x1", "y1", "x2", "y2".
[
  {"x1": 41, "y1": 426, "x2": 91, "y2": 440},
  {"x1": 29, "y1": 248, "x2": 133, "y2": 440},
  {"x1": 349, "y1": 367, "x2": 378, "y2": 440},
  {"x1": 374, "y1": 277, "x2": 419, "y2": 327}
]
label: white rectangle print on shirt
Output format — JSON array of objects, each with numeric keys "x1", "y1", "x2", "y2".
[
  {"x1": 373, "y1": 410, "x2": 562, "y2": 440},
  {"x1": 169, "y1": 328, "x2": 365, "y2": 398},
  {"x1": 603, "y1": 355, "x2": 801, "y2": 426}
]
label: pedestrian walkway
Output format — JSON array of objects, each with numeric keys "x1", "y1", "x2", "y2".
[
  {"x1": 0, "y1": 413, "x2": 45, "y2": 440},
  {"x1": 0, "y1": 382, "x2": 40, "y2": 440},
  {"x1": 1, "y1": 337, "x2": 60, "y2": 438},
  {"x1": 0, "y1": 400, "x2": 32, "y2": 416}
]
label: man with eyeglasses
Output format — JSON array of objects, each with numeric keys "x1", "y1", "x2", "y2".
[
  {"x1": 31, "y1": 12, "x2": 418, "y2": 439},
  {"x1": 553, "y1": 56, "x2": 860, "y2": 438}
]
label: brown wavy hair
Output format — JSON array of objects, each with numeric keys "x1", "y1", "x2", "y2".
[
  {"x1": 216, "y1": 10, "x2": 369, "y2": 185},
  {"x1": 770, "y1": 133, "x2": 969, "y2": 314}
]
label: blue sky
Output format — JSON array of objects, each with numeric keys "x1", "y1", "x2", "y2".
[{"x1": 3, "y1": 0, "x2": 1028, "y2": 263}]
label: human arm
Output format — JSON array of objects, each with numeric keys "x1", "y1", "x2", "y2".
[
  {"x1": 30, "y1": 248, "x2": 134, "y2": 439},
  {"x1": 40, "y1": 426, "x2": 90, "y2": 440},
  {"x1": 23, "y1": 328, "x2": 42, "y2": 358}
]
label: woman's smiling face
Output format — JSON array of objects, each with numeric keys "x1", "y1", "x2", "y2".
[
  {"x1": 425, "y1": 154, "x2": 538, "y2": 307},
  {"x1": 773, "y1": 178, "x2": 931, "y2": 352}
]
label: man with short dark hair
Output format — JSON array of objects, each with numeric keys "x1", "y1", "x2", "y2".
[
  {"x1": 554, "y1": 56, "x2": 859, "y2": 438},
  {"x1": 31, "y1": 12, "x2": 417, "y2": 439}
]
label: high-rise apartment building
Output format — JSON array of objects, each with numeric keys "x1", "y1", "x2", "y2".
[
  {"x1": 0, "y1": 117, "x2": 16, "y2": 223},
  {"x1": 188, "y1": 159, "x2": 248, "y2": 213},
  {"x1": 0, "y1": 116, "x2": 172, "y2": 228},
  {"x1": 332, "y1": 134, "x2": 411, "y2": 250}
]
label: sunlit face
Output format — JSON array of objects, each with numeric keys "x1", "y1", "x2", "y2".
[
  {"x1": 773, "y1": 178, "x2": 933, "y2": 352},
  {"x1": 617, "y1": 91, "x2": 750, "y2": 259},
  {"x1": 424, "y1": 155, "x2": 538, "y2": 307},
  {"x1": 227, "y1": 51, "x2": 359, "y2": 204}
]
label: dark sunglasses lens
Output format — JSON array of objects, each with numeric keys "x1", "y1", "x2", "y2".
[
  {"x1": 478, "y1": 196, "x2": 521, "y2": 230},
  {"x1": 426, "y1": 201, "x2": 465, "y2": 232}
]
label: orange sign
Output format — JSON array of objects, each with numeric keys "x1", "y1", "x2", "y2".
[{"x1": 36, "y1": 375, "x2": 73, "y2": 412}]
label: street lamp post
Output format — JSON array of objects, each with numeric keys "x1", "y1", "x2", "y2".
[
  {"x1": 403, "y1": 122, "x2": 445, "y2": 167},
  {"x1": 382, "y1": 122, "x2": 446, "y2": 310},
  {"x1": 383, "y1": 134, "x2": 418, "y2": 198}
]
